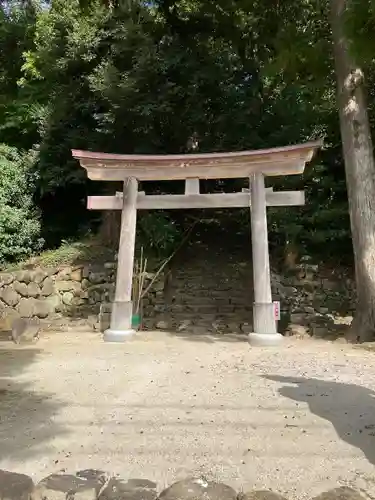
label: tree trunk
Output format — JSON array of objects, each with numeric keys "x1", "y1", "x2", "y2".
[
  {"x1": 330, "y1": 0, "x2": 375, "y2": 342},
  {"x1": 98, "y1": 182, "x2": 122, "y2": 248}
]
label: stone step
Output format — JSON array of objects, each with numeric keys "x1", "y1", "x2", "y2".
[
  {"x1": 170, "y1": 290, "x2": 252, "y2": 298},
  {"x1": 169, "y1": 305, "x2": 250, "y2": 314},
  {"x1": 169, "y1": 313, "x2": 252, "y2": 323},
  {"x1": 169, "y1": 298, "x2": 252, "y2": 306}
]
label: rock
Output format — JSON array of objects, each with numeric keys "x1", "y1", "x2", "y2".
[
  {"x1": 14, "y1": 270, "x2": 31, "y2": 284},
  {"x1": 56, "y1": 267, "x2": 72, "y2": 279},
  {"x1": 100, "y1": 478, "x2": 157, "y2": 500},
  {"x1": 311, "y1": 326, "x2": 328, "y2": 338},
  {"x1": 178, "y1": 319, "x2": 192, "y2": 331},
  {"x1": 81, "y1": 279, "x2": 90, "y2": 290},
  {"x1": 30, "y1": 268, "x2": 48, "y2": 284},
  {"x1": 239, "y1": 492, "x2": 287, "y2": 500},
  {"x1": 159, "y1": 478, "x2": 236, "y2": 500},
  {"x1": 17, "y1": 298, "x2": 36, "y2": 318},
  {"x1": 75, "y1": 470, "x2": 107, "y2": 482},
  {"x1": 27, "y1": 282, "x2": 40, "y2": 298},
  {"x1": 99, "y1": 312, "x2": 111, "y2": 332},
  {"x1": 34, "y1": 299, "x2": 53, "y2": 318},
  {"x1": 240, "y1": 322, "x2": 252, "y2": 334},
  {"x1": 81, "y1": 266, "x2": 90, "y2": 278},
  {"x1": 11, "y1": 317, "x2": 40, "y2": 344},
  {"x1": 70, "y1": 268, "x2": 83, "y2": 281},
  {"x1": 0, "y1": 469, "x2": 34, "y2": 500},
  {"x1": 71, "y1": 297, "x2": 86, "y2": 307},
  {"x1": 0, "y1": 308, "x2": 21, "y2": 332},
  {"x1": 13, "y1": 281, "x2": 29, "y2": 297},
  {"x1": 46, "y1": 267, "x2": 58, "y2": 276},
  {"x1": 45, "y1": 294, "x2": 62, "y2": 313},
  {"x1": 1, "y1": 286, "x2": 20, "y2": 307},
  {"x1": 311, "y1": 488, "x2": 365, "y2": 500},
  {"x1": 334, "y1": 315, "x2": 353, "y2": 326},
  {"x1": 35, "y1": 472, "x2": 104, "y2": 500},
  {"x1": 285, "y1": 324, "x2": 309, "y2": 338},
  {"x1": 321, "y1": 279, "x2": 338, "y2": 291},
  {"x1": 62, "y1": 292, "x2": 74, "y2": 306},
  {"x1": 88, "y1": 271, "x2": 107, "y2": 284},
  {"x1": 318, "y1": 307, "x2": 329, "y2": 314},
  {"x1": 156, "y1": 320, "x2": 168, "y2": 330},
  {"x1": 78, "y1": 290, "x2": 89, "y2": 299},
  {"x1": 334, "y1": 337, "x2": 348, "y2": 344},
  {"x1": 88, "y1": 291, "x2": 101, "y2": 305},
  {"x1": 87, "y1": 283, "x2": 113, "y2": 294},
  {"x1": 304, "y1": 306, "x2": 315, "y2": 314},
  {"x1": 42, "y1": 278, "x2": 55, "y2": 296},
  {"x1": 56, "y1": 280, "x2": 81, "y2": 293},
  {"x1": 104, "y1": 262, "x2": 116, "y2": 269},
  {"x1": 289, "y1": 312, "x2": 306, "y2": 324},
  {"x1": 192, "y1": 325, "x2": 210, "y2": 335},
  {"x1": 227, "y1": 322, "x2": 240, "y2": 333},
  {"x1": 0, "y1": 273, "x2": 14, "y2": 286},
  {"x1": 152, "y1": 280, "x2": 164, "y2": 292}
]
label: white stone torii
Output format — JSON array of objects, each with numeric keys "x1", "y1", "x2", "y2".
[{"x1": 72, "y1": 141, "x2": 321, "y2": 345}]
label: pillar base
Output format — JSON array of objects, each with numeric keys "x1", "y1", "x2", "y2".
[
  {"x1": 104, "y1": 328, "x2": 136, "y2": 342},
  {"x1": 248, "y1": 332, "x2": 283, "y2": 347},
  {"x1": 104, "y1": 300, "x2": 134, "y2": 342},
  {"x1": 253, "y1": 302, "x2": 277, "y2": 333}
]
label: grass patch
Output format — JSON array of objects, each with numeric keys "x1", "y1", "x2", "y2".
[{"x1": 2, "y1": 237, "x2": 116, "y2": 271}]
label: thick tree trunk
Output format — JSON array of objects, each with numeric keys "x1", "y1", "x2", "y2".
[{"x1": 330, "y1": 0, "x2": 375, "y2": 342}]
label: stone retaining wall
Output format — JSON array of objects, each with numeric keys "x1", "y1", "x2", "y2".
[
  {"x1": 162, "y1": 256, "x2": 355, "y2": 338},
  {"x1": 0, "y1": 470, "x2": 365, "y2": 500},
  {"x1": 0, "y1": 257, "x2": 355, "y2": 340},
  {"x1": 0, "y1": 264, "x2": 164, "y2": 336},
  {"x1": 271, "y1": 260, "x2": 355, "y2": 338}
]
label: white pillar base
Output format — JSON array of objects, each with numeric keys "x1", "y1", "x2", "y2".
[
  {"x1": 104, "y1": 328, "x2": 136, "y2": 342},
  {"x1": 253, "y1": 302, "x2": 277, "y2": 334},
  {"x1": 248, "y1": 332, "x2": 283, "y2": 346},
  {"x1": 104, "y1": 300, "x2": 135, "y2": 342}
]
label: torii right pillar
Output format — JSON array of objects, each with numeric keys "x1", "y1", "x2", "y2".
[{"x1": 249, "y1": 173, "x2": 283, "y2": 346}]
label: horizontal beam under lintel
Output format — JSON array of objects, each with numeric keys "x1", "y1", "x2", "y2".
[{"x1": 87, "y1": 191, "x2": 305, "y2": 210}]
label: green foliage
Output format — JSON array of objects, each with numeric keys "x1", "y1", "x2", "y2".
[
  {"x1": 0, "y1": 144, "x2": 43, "y2": 264},
  {"x1": 138, "y1": 212, "x2": 181, "y2": 259},
  {"x1": 1, "y1": 0, "x2": 373, "y2": 263}
]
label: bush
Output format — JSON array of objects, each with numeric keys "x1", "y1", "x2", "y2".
[
  {"x1": 0, "y1": 144, "x2": 43, "y2": 264},
  {"x1": 137, "y1": 212, "x2": 181, "y2": 260}
]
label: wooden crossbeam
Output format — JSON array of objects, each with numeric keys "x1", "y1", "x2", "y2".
[{"x1": 87, "y1": 190, "x2": 305, "y2": 210}]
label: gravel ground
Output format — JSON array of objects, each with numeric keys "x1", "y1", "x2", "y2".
[{"x1": 0, "y1": 331, "x2": 374, "y2": 499}]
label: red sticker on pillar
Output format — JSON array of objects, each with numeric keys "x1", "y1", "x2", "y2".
[{"x1": 273, "y1": 301, "x2": 280, "y2": 321}]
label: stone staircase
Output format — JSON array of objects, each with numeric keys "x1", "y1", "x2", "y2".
[{"x1": 164, "y1": 229, "x2": 254, "y2": 334}]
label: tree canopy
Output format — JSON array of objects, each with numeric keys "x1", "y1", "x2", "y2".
[{"x1": 1, "y1": 0, "x2": 373, "y2": 264}]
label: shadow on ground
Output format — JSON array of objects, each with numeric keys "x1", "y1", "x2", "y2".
[
  {"x1": 0, "y1": 342, "x2": 66, "y2": 461},
  {"x1": 265, "y1": 375, "x2": 375, "y2": 465},
  {"x1": 166, "y1": 331, "x2": 248, "y2": 343}
]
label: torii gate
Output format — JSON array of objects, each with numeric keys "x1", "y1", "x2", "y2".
[{"x1": 72, "y1": 141, "x2": 321, "y2": 345}]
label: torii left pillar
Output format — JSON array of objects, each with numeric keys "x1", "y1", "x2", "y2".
[{"x1": 104, "y1": 177, "x2": 138, "y2": 342}]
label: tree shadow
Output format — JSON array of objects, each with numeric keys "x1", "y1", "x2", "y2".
[
  {"x1": 264, "y1": 375, "x2": 375, "y2": 465},
  {"x1": 0, "y1": 344, "x2": 66, "y2": 461}
]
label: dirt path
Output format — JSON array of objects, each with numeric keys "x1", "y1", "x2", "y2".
[{"x1": 0, "y1": 332, "x2": 375, "y2": 499}]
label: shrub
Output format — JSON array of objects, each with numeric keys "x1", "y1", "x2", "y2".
[{"x1": 0, "y1": 144, "x2": 43, "y2": 264}]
